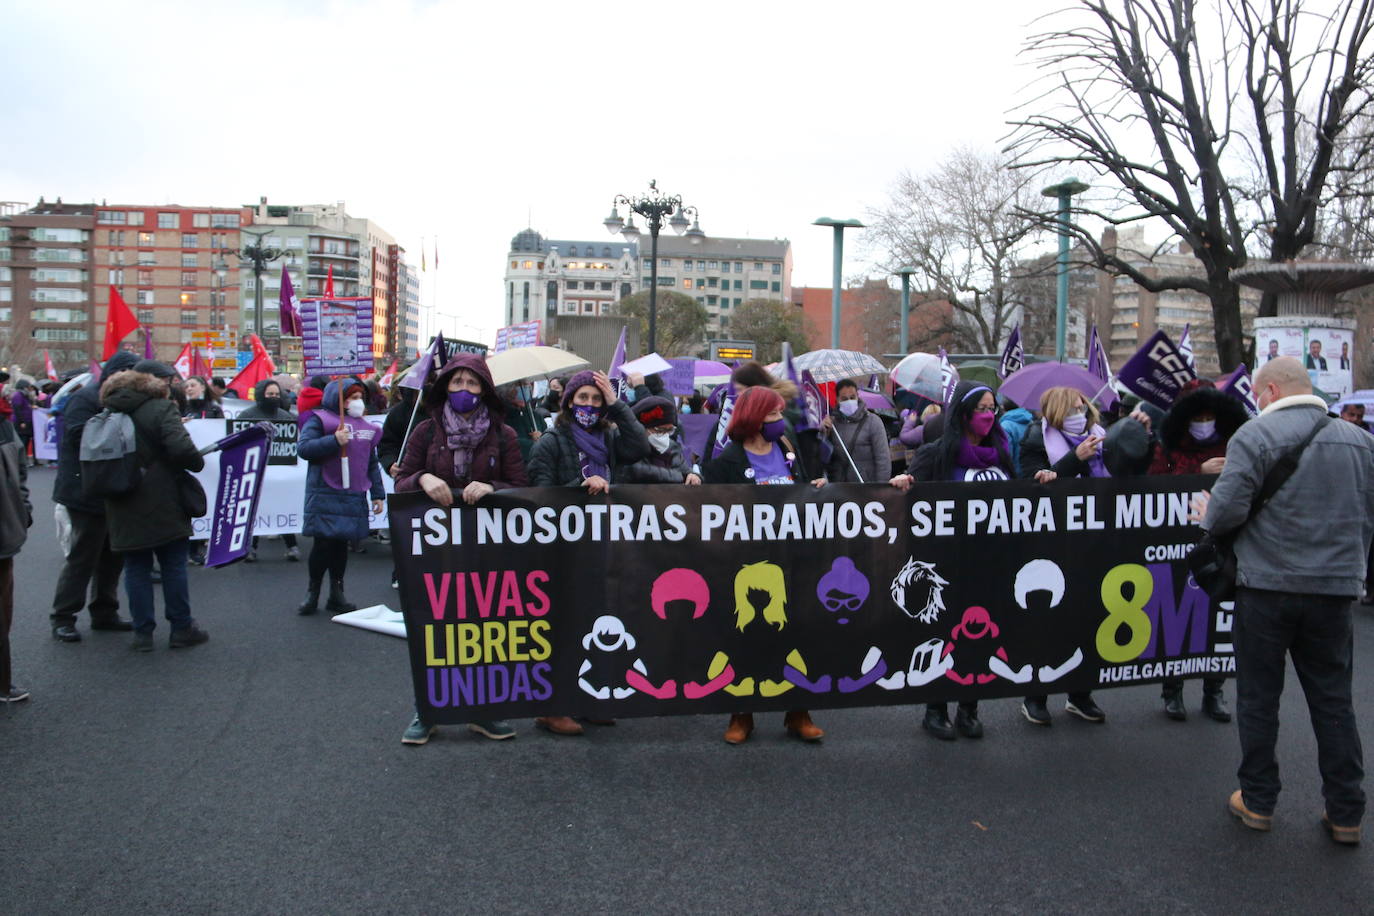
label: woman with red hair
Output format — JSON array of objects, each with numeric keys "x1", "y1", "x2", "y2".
[{"x1": 703, "y1": 386, "x2": 825, "y2": 744}]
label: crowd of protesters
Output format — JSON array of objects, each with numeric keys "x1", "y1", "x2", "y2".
[{"x1": 1, "y1": 349, "x2": 1368, "y2": 846}]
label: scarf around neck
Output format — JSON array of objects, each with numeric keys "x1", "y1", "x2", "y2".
[
  {"x1": 571, "y1": 422, "x2": 610, "y2": 480},
  {"x1": 440, "y1": 402, "x2": 491, "y2": 481},
  {"x1": 956, "y1": 436, "x2": 1002, "y2": 472},
  {"x1": 1043, "y1": 419, "x2": 1109, "y2": 477}
]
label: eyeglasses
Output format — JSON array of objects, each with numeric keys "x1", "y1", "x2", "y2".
[{"x1": 822, "y1": 595, "x2": 863, "y2": 612}]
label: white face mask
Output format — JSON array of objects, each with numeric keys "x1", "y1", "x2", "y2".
[
  {"x1": 1062, "y1": 412, "x2": 1088, "y2": 435},
  {"x1": 1189, "y1": 419, "x2": 1216, "y2": 441},
  {"x1": 648, "y1": 431, "x2": 673, "y2": 453},
  {"x1": 346, "y1": 399, "x2": 366, "y2": 418},
  {"x1": 838, "y1": 399, "x2": 860, "y2": 417}
]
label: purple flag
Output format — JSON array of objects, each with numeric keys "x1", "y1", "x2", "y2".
[
  {"x1": 711, "y1": 391, "x2": 736, "y2": 459},
  {"x1": 800, "y1": 368, "x2": 827, "y2": 432},
  {"x1": 1178, "y1": 323, "x2": 1196, "y2": 372},
  {"x1": 938, "y1": 347, "x2": 957, "y2": 405},
  {"x1": 142, "y1": 326, "x2": 153, "y2": 360},
  {"x1": 998, "y1": 325, "x2": 1023, "y2": 379},
  {"x1": 399, "y1": 332, "x2": 445, "y2": 391},
  {"x1": 608, "y1": 325, "x2": 627, "y2": 398},
  {"x1": 779, "y1": 341, "x2": 801, "y2": 389},
  {"x1": 1087, "y1": 325, "x2": 1112, "y2": 383},
  {"x1": 279, "y1": 265, "x2": 303, "y2": 337},
  {"x1": 1221, "y1": 363, "x2": 1258, "y2": 417},
  {"x1": 1117, "y1": 329, "x2": 1198, "y2": 410},
  {"x1": 205, "y1": 423, "x2": 273, "y2": 568}
]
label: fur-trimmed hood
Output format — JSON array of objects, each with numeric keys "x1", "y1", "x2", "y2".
[
  {"x1": 100, "y1": 369, "x2": 170, "y2": 414},
  {"x1": 1159, "y1": 384, "x2": 1250, "y2": 451}
]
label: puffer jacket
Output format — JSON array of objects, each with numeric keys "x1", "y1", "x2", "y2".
[
  {"x1": 297, "y1": 379, "x2": 384, "y2": 541},
  {"x1": 619, "y1": 436, "x2": 694, "y2": 483},
  {"x1": 0, "y1": 420, "x2": 31, "y2": 559},
  {"x1": 53, "y1": 351, "x2": 140, "y2": 514},
  {"x1": 1148, "y1": 384, "x2": 1249, "y2": 476},
  {"x1": 100, "y1": 370, "x2": 206, "y2": 551},
  {"x1": 824, "y1": 402, "x2": 889, "y2": 483},
  {"x1": 1205, "y1": 395, "x2": 1374, "y2": 597},
  {"x1": 527, "y1": 400, "x2": 649, "y2": 486}
]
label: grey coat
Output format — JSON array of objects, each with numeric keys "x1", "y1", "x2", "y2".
[
  {"x1": 1204, "y1": 395, "x2": 1374, "y2": 597},
  {"x1": 825, "y1": 405, "x2": 890, "y2": 483},
  {"x1": 0, "y1": 421, "x2": 31, "y2": 559}
]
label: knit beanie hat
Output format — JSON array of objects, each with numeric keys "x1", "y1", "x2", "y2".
[{"x1": 561, "y1": 370, "x2": 599, "y2": 410}]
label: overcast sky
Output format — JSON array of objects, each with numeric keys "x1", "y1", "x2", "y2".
[{"x1": 3, "y1": 0, "x2": 1068, "y2": 345}]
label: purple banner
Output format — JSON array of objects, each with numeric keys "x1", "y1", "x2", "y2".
[
  {"x1": 679, "y1": 413, "x2": 717, "y2": 463},
  {"x1": 1117, "y1": 329, "x2": 1197, "y2": 410},
  {"x1": 205, "y1": 423, "x2": 273, "y2": 568},
  {"x1": 301, "y1": 298, "x2": 374, "y2": 376}
]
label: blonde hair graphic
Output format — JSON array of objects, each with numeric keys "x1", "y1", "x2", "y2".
[{"x1": 734, "y1": 561, "x2": 788, "y2": 631}]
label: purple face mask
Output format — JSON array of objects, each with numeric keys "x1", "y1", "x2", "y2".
[
  {"x1": 968, "y1": 411, "x2": 996, "y2": 438},
  {"x1": 448, "y1": 390, "x2": 480, "y2": 413},
  {"x1": 760, "y1": 418, "x2": 786, "y2": 442},
  {"x1": 573, "y1": 404, "x2": 604, "y2": 429}
]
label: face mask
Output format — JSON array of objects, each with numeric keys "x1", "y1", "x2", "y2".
[
  {"x1": 346, "y1": 399, "x2": 366, "y2": 418},
  {"x1": 680, "y1": 405, "x2": 692, "y2": 415},
  {"x1": 448, "y1": 390, "x2": 480, "y2": 413},
  {"x1": 573, "y1": 405, "x2": 603, "y2": 428},
  {"x1": 624, "y1": 389, "x2": 637, "y2": 404},
  {"x1": 259, "y1": 396, "x2": 281, "y2": 414},
  {"x1": 1189, "y1": 420, "x2": 1216, "y2": 441},
  {"x1": 761, "y1": 418, "x2": 786, "y2": 442},
  {"x1": 969, "y1": 412, "x2": 996, "y2": 438},
  {"x1": 838, "y1": 399, "x2": 860, "y2": 417},
  {"x1": 188, "y1": 398, "x2": 205, "y2": 409},
  {"x1": 648, "y1": 432, "x2": 673, "y2": 453},
  {"x1": 1062, "y1": 412, "x2": 1088, "y2": 436}
]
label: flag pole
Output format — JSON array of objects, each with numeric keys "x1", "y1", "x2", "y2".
[
  {"x1": 338, "y1": 378, "x2": 350, "y2": 490},
  {"x1": 396, "y1": 391, "x2": 424, "y2": 471},
  {"x1": 829, "y1": 424, "x2": 865, "y2": 483}
]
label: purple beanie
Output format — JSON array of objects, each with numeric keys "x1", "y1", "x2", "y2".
[{"x1": 561, "y1": 370, "x2": 599, "y2": 410}]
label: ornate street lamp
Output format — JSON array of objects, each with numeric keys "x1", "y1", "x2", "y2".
[
  {"x1": 221, "y1": 228, "x2": 284, "y2": 341},
  {"x1": 604, "y1": 181, "x2": 703, "y2": 353}
]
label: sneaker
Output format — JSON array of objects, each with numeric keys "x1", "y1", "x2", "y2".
[
  {"x1": 1, "y1": 686, "x2": 30, "y2": 703},
  {"x1": 402, "y1": 715, "x2": 436, "y2": 745},
  {"x1": 169, "y1": 626, "x2": 209, "y2": 649},
  {"x1": 1021, "y1": 698, "x2": 1053, "y2": 726},
  {"x1": 390, "y1": 572, "x2": 398, "y2": 589},
  {"x1": 52, "y1": 624, "x2": 82, "y2": 642},
  {"x1": 468, "y1": 720, "x2": 517, "y2": 740},
  {"x1": 285, "y1": 546, "x2": 301, "y2": 562},
  {"x1": 1322, "y1": 811, "x2": 1361, "y2": 846},
  {"x1": 1065, "y1": 697, "x2": 1107, "y2": 723},
  {"x1": 1228, "y1": 789, "x2": 1272, "y2": 831},
  {"x1": 131, "y1": 632, "x2": 154, "y2": 653}
]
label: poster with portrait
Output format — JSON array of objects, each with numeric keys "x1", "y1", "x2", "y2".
[
  {"x1": 1305, "y1": 326, "x2": 1354, "y2": 398},
  {"x1": 301, "y1": 297, "x2": 374, "y2": 376},
  {"x1": 1254, "y1": 325, "x2": 1305, "y2": 365}
]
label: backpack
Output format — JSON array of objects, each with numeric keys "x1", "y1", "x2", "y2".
[{"x1": 79, "y1": 409, "x2": 143, "y2": 498}]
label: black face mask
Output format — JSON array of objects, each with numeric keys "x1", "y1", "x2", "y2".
[
  {"x1": 188, "y1": 398, "x2": 205, "y2": 409},
  {"x1": 259, "y1": 396, "x2": 282, "y2": 414}
]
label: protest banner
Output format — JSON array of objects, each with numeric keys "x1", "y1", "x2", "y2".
[
  {"x1": 204, "y1": 423, "x2": 272, "y2": 567},
  {"x1": 33, "y1": 408, "x2": 59, "y2": 462},
  {"x1": 390, "y1": 476, "x2": 1232, "y2": 724},
  {"x1": 228, "y1": 417, "x2": 299, "y2": 465},
  {"x1": 301, "y1": 297, "x2": 374, "y2": 376}
]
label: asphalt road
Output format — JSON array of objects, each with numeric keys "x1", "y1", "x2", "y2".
[{"x1": 3, "y1": 467, "x2": 1372, "y2": 914}]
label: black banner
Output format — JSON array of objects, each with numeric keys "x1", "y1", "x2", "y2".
[
  {"x1": 227, "y1": 418, "x2": 298, "y2": 465},
  {"x1": 388, "y1": 478, "x2": 1233, "y2": 724}
]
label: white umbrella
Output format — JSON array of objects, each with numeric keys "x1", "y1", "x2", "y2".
[{"x1": 485, "y1": 346, "x2": 590, "y2": 387}]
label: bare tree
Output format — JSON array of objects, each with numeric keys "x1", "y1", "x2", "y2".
[
  {"x1": 865, "y1": 148, "x2": 1045, "y2": 353},
  {"x1": 1007, "y1": 0, "x2": 1374, "y2": 369}
]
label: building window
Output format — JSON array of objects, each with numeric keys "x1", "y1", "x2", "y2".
[
  {"x1": 192, "y1": 213, "x2": 210, "y2": 228},
  {"x1": 0, "y1": 266, "x2": 9, "y2": 281},
  {"x1": 772, "y1": 263, "x2": 781, "y2": 275},
  {"x1": 684, "y1": 260, "x2": 693, "y2": 271},
  {"x1": 181, "y1": 271, "x2": 197, "y2": 287},
  {"x1": 697, "y1": 261, "x2": 705, "y2": 270},
  {"x1": 0, "y1": 229, "x2": 7, "y2": 241},
  {"x1": 657, "y1": 277, "x2": 674, "y2": 287},
  {"x1": 158, "y1": 212, "x2": 178, "y2": 229},
  {"x1": 31, "y1": 328, "x2": 89, "y2": 341},
  {"x1": 523, "y1": 281, "x2": 530, "y2": 307},
  {"x1": 32, "y1": 288, "x2": 87, "y2": 303},
  {"x1": 108, "y1": 269, "x2": 124, "y2": 285},
  {"x1": 733, "y1": 279, "x2": 742, "y2": 290},
  {"x1": 600, "y1": 281, "x2": 612, "y2": 291},
  {"x1": 750, "y1": 280, "x2": 768, "y2": 290},
  {"x1": 182, "y1": 233, "x2": 198, "y2": 248},
  {"x1": 660, "y1": 259, "x2": 672, "y2": 268},
  {"x1": 0, "y1": 292, "x2": 9, "y2": 304},
  {"x1": 98, "y1": 211, "x2": 128, "y2": 225},
  {"x1": 734, "y1": 298, "x2": 742, "y2": 306},
  {"x1": 771, "y1": 282, "x2": 780, "y2": 293},
  {"x1": 210, "y1": 213, "x2": 238, "y2": 228},
  {"x1": 136, "y1": 231, "x2": 154, "y2": 246},
  {"x1": 566, "y1": 280, "x2": 579, "y2": 290},
  {"x1": 707, "y1": 277, "x2": 718, "y2": 288},
  {"x1": 136, "y1": 291, "x2": 154, "y2": 306},
  {"x1": 181, "y1": 310, "x2": 197, "y2": 326},
  {"x1": 35, "y1": 268, "x2": 82, "y2": 282},
  {"x1": 0, "y1": 248, "x2": 9, "y2": 261},
  {"x1": 683, "y1": 278, "x2": 694, "y2": 290},
  {"x1": 707, "y1": 295, "x2": 717, "y2": 305},
  {"x1": 707, "y1": 260, "x2": 718, "y2": 270},
  {"x1": 31, "y1": 227, "x2": 86, "y2": 243},
  {"x1": 182, "y1": 254, "x2": 198, "y2": 268},
  {"x1": 754, "y1": 262, "x2": 764, "y2": 270},
  {"x1": 138, "y1": 269, "x2": 153, "y2": 286}
]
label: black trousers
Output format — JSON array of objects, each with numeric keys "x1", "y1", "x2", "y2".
[
  {"x1": 50, "y1": 508, "x2": 123, "y2": 626},
  {"x1": 1234, "y1": 587, "x2": 1365, "y2": 826},
  {"x1": 0, "y1": 557, "x2": 13, "y2": 691}
]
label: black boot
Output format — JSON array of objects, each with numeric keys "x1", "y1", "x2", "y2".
[
  {"x1": 1162, "y1": 686, "x2": 1187, "y2": 721},
  {"x1": 296, "y1": 581, "x2": 321, "y2": 616},
  {"x1": 1202, "y1": 683, "x2": 1232, "y2": 722},
  {"x1": 325, "y1": 578, "x2": 356, "y2": 613}
]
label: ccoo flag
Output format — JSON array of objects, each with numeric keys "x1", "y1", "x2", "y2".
[{"x1": 998, "y1": 325, "x2": 1024, "y2": 379}]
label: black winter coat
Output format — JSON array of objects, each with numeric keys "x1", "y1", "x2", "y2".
[
  {"x1": 701, "y1": 435, "x2": 814, "y2": 485},
  {"x1": 526, "y1": 400, "x2": 649, "y2": 486},
  {"x1": 100, "y1": 371, "x2": 206, "y2": 551}
]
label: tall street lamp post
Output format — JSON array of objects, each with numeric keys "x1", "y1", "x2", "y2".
[
  {"x1": 893, "y1": 265, "x2": 917, "y2": 356},
  {"x1": 230, "y1": 228, "x2": 284, "y2": 342},
  {"x1": 813, "y1": 217, "x2": 865, "y2": 349},
  {"x1": 604, "y1": 181, "x2": 704, "y2": 354},
  {"x1": 1040, "y1": 179, "x2": 1089, "y2": 362}
]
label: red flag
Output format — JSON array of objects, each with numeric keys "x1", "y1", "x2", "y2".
[
  {"x1": 245, "y1": 334, "x2": 276, "y2": 374},
  {"x1": 173, "y1": 343, "x2": 193, "y2": 379},
  {"x1": 226, "y1": 354, "x2": 274, "y2": 398},
  {"x1": 102, "y1": 286, "x2": 139, "y2": 360},
  {"x1": 379, "y1": 359, "x2": 399, "y2": 387},
  {"x1": 44, "y1": 350, "x2": 58, "y2": 382},
  {"x1": 325, "y1": 264, "x2": 335, "y2": 298},
  {"x1": 191, "y1": 347, "x2": 213, "y2": 380}
]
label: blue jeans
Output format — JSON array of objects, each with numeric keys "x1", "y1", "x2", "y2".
[
  {"x1": 123, "y1": 539, "x2": 194, "y2": 635},
  {"x1": 1235, "y1": 587, "x2": 1365, "y2": 826}
]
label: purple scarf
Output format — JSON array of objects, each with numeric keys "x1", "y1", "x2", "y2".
[
  {"x1": 1042, "y1": 420, "x2": 1109, "y2": 477},
  {"x1": 440, "y1": 403, "x2": 491, "y2": 481},
  {"x1": 956, "y1": 436, "x2": 1002, "y2": 472},
  {"x1": 570, "y1": 423, "x2": 610, "y2": 480}
]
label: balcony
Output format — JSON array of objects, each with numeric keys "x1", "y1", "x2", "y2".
[{"x1": 308, "y1": 264, "x2": 359, "y2": 279}]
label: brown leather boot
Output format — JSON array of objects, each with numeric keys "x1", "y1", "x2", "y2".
[
  {"x1": 723, "y1": 713, "x2": 754, "y2": 745},
  {"x1": 534, "y1": 716, "x2": 584, "y2": 736},
  {"x1": 784, "y1": 709, "x2": 824, "y2": 742}
]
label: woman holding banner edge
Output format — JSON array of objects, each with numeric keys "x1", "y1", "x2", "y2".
[
  {"x1": 394, "y1": 352, "x2": 529, "y2": 745},
  {"x1": 890, "y1": 380, "x2": 1015, "y2": 741},
  {"x1": 703, "y1": 384, "x2": 826, "y2": 745}
]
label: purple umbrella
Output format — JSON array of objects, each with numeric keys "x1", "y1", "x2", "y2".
[
  {"x1": 857, "y1": 388, "x2": 893, "y2": 411},
  {"x1": 694, "y1": 360, "x2": 732, "y2": 386},
  {"x1": 998, "y1": 361, "x2": 1119, "y2": 411}
]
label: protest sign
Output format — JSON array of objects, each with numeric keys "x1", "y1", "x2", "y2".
[
  {"x1": 228, "y1": 417, "x2": 298, "y2": 465},
  {"x1": 204, "y1": 423, "x2": 272, "y2": 567},
  {"x1": 301, "y1": 297, "x2": 374, "y2": 376},
  {"x1": 33, "y1": 408, "x2": 59, "y2": 461},
  {"x1": 662, "y1": 359, "x2": 698, "y2": 396},
  {"x1": 390, "y1": 476, "x2": 1232, "y2": 724},
  {"x1": 494, "y1": 321, "x2": 542, "y2": 352}
]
